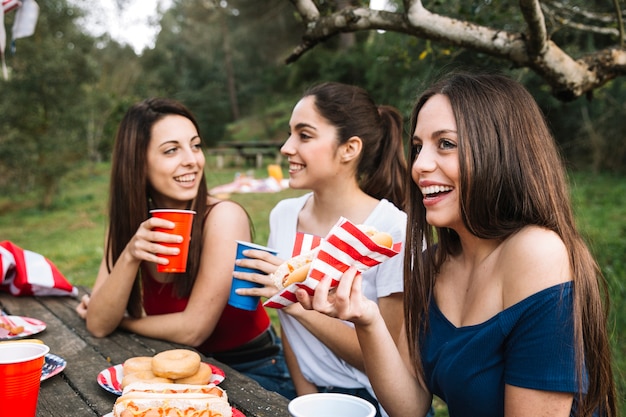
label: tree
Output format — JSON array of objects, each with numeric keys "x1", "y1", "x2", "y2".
[
  {"x1": 138, "y1": 0, "x2": 303, "y2": 145},
  {"x1": 0, "y1": 0, "x2": 97, "y2": 208},
  {"x1": 285, "y1": 0, "x2": 626, "y2": 101}
]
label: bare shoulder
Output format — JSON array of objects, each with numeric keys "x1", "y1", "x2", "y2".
[
  {"x1": 205, "y1": 198, "x2": 249, "y2": 219},
  {"x1": 499, "y1": 226, "x2": 572, "y2": 308},
  {"x1": 203, "y1": 198, "x2": 251, "y2": 235}
]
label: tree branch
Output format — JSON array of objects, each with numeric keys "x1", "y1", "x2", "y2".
[
  {"x1": 284, "y1": 0, "x2": 626, "y2": 101},
  {"x1": 541, "y1": 1, "x2": 621, "y2": 37},
  {"x1": 612, "y1": 0, "x2": 624, "y2": 47},
  {"x1": 289, "y1": 0, "x2": 319, "y2": 21},
  {"x1": 519, "y1": 0, "x2": 548, "y2": 56}
]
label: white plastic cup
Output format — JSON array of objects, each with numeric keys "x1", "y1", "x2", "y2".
[{"x1": 288, "y1": 393, "x2": 377, "y2": 417}]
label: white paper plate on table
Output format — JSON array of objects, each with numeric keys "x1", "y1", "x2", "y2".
[
  {"x1": 97, "y1": 363, "x2": 226, "y2": 395},
  {"x1": 0, "y1": 315, "x2": 46, "y2": 339},
  {"x1": 41, "y1": 352, "x2": 67, "y2": 381}
]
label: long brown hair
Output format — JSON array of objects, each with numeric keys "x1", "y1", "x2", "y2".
[
  {"x1": 403, "y1": 72, "x2": 616, "y2": 416},
  {"x1": 302, "y1": 82, "x2": 408, "y2": 209},
  {"x1": 106, "y1": 98, "x2": 209, "y2": 317}
]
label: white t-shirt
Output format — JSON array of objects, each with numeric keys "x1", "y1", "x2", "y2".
[{"x1": 268, "y1": 193, "x2": 406, "y2": 405}]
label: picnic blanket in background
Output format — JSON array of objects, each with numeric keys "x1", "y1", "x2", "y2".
[
  {"x1": 209, "y1": 174, "x2": 289, "y2": 196},
  {"x1": 0, "y1": 241, "x2": 77, "y2": 297},
  {"x1": 264, "y1": 217, "x2": 402, "y2": 309}
]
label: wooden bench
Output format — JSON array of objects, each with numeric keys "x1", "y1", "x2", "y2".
[
  {"x1": 211, "y1": 147, "x2": 239, "y2": 169},
  {"x1": 239, "y1": 148, "x2": 283, "y2": 169},
  {"x1": 212, "y1": 142, "x2": 283, "y2": 169}
]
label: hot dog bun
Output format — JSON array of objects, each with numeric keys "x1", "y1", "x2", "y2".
[
  {"x1": 113, "y1": 382, "x2": 232, "y2": 417},
  {"x1": 270, "y1": 249, "x2": 318, "y2": 289},
  {"x1": 357, "y1": 225, "x2": 393, "y2": 248},
  {"x1": 270, "y1": 225, "x2": 393, "y2": 289}
]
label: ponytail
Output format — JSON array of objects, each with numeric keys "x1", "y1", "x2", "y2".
[
  {"x1": 359, "y1": 105, "x2": 407, "y2": 210},
  {"x1": 303, "y1": 82, "x2": 408, "y2": 210}
]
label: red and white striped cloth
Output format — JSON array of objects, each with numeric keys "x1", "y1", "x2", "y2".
[
  {"x1": 0, "y1": 241, "x2": 77, "y2": 297},
  {"x1": 264, "y1": 217, "x2": 401, "y2": 309},
  {"x1": 2, "y1": 0, "x2": 20, "y2": 13}
]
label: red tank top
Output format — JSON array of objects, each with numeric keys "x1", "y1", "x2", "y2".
[{"x1": 141, "y1": 271, "x2": 270, "y2": 354}]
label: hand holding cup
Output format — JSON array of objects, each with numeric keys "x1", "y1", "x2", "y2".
[
  {"x1": 229, "y1": 241, "x2": 279, "y2": 310},
  {"x1": 149, "y1": 209, "x2": 196, "y2": 273}
]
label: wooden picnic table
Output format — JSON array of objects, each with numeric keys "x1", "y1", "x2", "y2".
[
  {"x1": 0, "y1": 287, "x2": 290, "y2": 417},
  {"x1": 212, "y1": 141, "x2": 283, "y2": 169}
]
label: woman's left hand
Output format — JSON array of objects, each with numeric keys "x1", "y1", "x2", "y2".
[
  {"x1": 75, "y1": 294, "x2": 90, "y2": 319},
  {"x1": 233, "y1": 249, "x2": 283, "y2": 299}
]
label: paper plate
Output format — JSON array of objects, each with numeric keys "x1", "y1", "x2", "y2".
[
  {"x1": 41, "y1": 352, "x2": 67, "y2": 381},
  {"x1": 0, "y1": 315, "x2": 46, "y2": 339},
  {"x1": 102, "y1": 408, "x2": 243, "y2": 417},
  {"x1": 97, "y1": 363, "x2": 226, "y2": 396}
]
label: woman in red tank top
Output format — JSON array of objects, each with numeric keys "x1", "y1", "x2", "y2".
[{"x1": 74, "y1": 98, "x2": 295, "y2": 399}]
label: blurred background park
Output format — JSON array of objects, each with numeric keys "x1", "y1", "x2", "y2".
[{"x1": 0, "y1": 1, "x2": 624, "y2": 414}]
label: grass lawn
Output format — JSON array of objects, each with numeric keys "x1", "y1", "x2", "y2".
[{"x1": 0, "y1": 161, "x2": 624, "y2": 415}]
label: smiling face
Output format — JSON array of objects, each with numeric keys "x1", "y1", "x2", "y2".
[
  {"x1": 281, "y1": 96, "x2": 346, "y2": 190},
  {"x1": 411, "y1": 94, "x2": 463, "y2": 230},
  {"x1": 146, "y1": 114, "x2": 205, "y2": 209}
]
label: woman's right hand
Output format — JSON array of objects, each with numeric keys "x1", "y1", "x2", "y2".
[
  {"x1": 233, "y1": 249, "x2": 284, "y2": 299},
  {"x1": 125, "y1": 217, "x2": 182, "y2": 267}
]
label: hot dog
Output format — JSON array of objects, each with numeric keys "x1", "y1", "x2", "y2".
[
  {"x1": 271, "y1": 225, "x2": 393, "y2": 289},
  {"x1": 113, "y1": 382, "x2": 232, "y2": 417},
  {"x1": 271, "y1": 248, "x2": 319, "y2": 289}
]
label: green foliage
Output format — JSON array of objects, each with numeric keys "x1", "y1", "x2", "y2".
[
  {"x1": 569, "y1": 172, "x2": 626, "y2": 411},
  {"x1": 132, "y1": 0, "x2": 301, "y2": 145}
]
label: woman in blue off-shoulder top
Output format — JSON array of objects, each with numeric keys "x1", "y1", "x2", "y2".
[{"x1": 297, "y1": 71, "x2": 617, "y2": 417}]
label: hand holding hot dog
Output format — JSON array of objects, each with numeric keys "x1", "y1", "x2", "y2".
[{"x1": 296, "y1": 265, "x2": 380, "y2": 327}]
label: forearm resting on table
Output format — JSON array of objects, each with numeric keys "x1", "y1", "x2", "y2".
[
  {"x1": 86, "y1": 253, "x2": 141, "y2": 337},
  {"x1": 121, "y1": 311, "x2": 215, "y2": 347},
  {"x1": 356, "y1": 315, "x2": 431, "y2": 417}
]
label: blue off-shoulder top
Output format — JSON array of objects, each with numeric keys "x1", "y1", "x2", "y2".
[{"x1": 420, "y1": 281, "x2": 584, "y2": 417}]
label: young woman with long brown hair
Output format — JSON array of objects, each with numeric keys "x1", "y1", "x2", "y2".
[
  {"x1": 75, "y1": 98, "x2": 295, "y2": 399},
  {"x1": 298, "y1": 72, "x2": 617, "y2": 417}
]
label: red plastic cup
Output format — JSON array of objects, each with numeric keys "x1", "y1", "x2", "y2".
[
  {"x1": 0, "y1": 342, "x2": 50, "y2": 417},
  {"x1": 150, "y1": 209, "x2": 196, "y2": 273}
]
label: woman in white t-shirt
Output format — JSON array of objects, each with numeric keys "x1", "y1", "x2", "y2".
[{"x1": 234, "y1": 82, "x2": 409, "y2": 417}]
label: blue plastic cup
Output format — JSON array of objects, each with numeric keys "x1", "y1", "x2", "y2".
[{"x1": 228, "y1": 240, "x2": 278, "y2": 310}]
